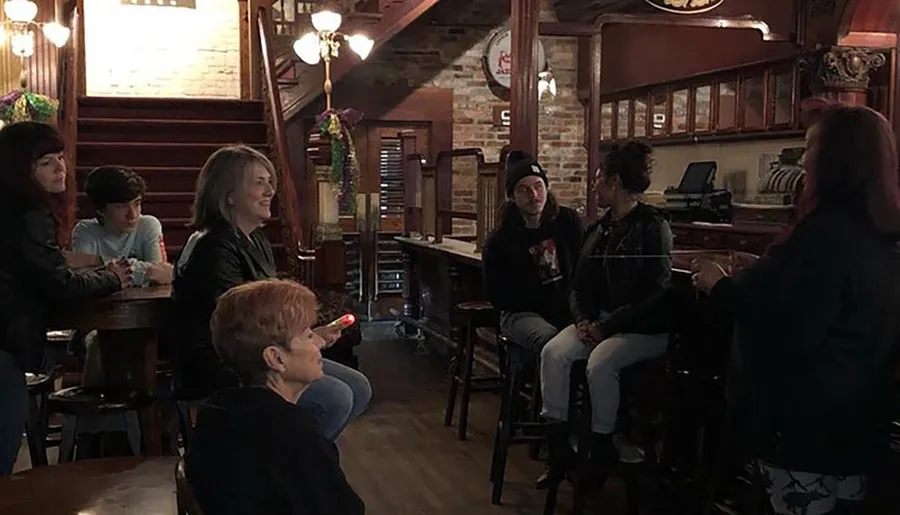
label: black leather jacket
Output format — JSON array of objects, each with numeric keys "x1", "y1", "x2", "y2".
[
  {"x1": 171, "y1": 221, "x2": 276, "y2": 399},
  {"x1": 570, "y1": 203, "x2": 673, "y2": 338},
  {"x1": 0, "y1": 202, "x2": 121, "y2": 371}
]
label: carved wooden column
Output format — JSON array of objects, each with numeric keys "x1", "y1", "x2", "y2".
[
  {"x1": 510, "y1": 0, "x2": 540, "y2": 155},
  {"x1": 801, "y1": 46, "x2": 887, "y2": 106}
]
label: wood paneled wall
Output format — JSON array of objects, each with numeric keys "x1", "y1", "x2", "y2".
[{"x1": 19, "y1": 0, "x2": 64, "y2": 98}]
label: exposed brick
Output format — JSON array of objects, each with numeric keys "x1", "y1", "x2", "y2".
[
  {"x1": 349, "y1": 0, "x2": 588, "y2": 234},
  {"x1": 83, "y1": 0, "x2": 240, "y2": 98}
]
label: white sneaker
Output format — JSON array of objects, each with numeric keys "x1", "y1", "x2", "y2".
[{"x1": 614, "y1": 435, "x2": 645, "y2": 464}]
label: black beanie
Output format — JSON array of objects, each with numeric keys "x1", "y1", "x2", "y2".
[{"x1": 505, "y1": 157, "x2": 548, "y2": 197}]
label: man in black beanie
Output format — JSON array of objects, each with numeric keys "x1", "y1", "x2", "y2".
[
  {"x1": 483, "y1": 150, "x2": 583, "y2": 361},
  {"x1": 483, "y1": 151, "x2": 583, "y2": 488}
]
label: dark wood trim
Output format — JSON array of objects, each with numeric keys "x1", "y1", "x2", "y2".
[
  {"x1": 511, "y1": 0, "x2": 540, "y2": 156},
  {"x1": 648, "y1": 128, "x2": 805, "y2": 147}
]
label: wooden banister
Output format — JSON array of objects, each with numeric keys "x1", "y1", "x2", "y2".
[
  {"x1": 256, "y1": 5, "x2": 304, "y2": 275},
  {"x1": 58, "y1": 0, "x2": 81, "y2": 248}
]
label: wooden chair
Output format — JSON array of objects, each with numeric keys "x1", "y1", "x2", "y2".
[
  {"x1": 47, "y1": 386, "x2": 151, "y2": 461},
  {"x1": 176, "y1": 458, "x2": 205, "y2": 515},
  {"x1": 444, "y1": 300, "x2": 503, "y2": 440}
]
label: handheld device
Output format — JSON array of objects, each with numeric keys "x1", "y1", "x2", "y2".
[{"x1": 324, "y1": 313, "x2": 356, "y2": 330}]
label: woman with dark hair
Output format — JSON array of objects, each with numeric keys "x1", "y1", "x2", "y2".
[
  {"x1": 539, "y1": 140, "x2": 673, "y2": 487},
  {"x1": 694, "y1": 106, "x2": 900, "y2": 515},
  {"x1": 0, "y1": 122, "x2": 131, "y2": 475}
]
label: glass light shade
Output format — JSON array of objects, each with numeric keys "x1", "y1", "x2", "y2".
[
  {"x1": 538, "y1": 71, "x2": 557, "y2": 99},
  {"x1": 347, "y1": 34, "x2": 373, "y2": 60},
  {"x1": 42, "y1": 22, "x2": 70, "y2": 47},
  {"x1": 4, "y1": 0, "x2": 37, "y2": 23},
  {"x1": 10, "y1": 30, "x2": 34, "y2": 58},
  {"x1": 293, "y1": 32, "x2": 321, "y2": 65},
  {"x1": 311, "y1": 10, "x2": 341, "y2": 32}
]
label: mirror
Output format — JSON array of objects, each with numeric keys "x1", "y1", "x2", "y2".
[
  {"x1": 601, "y1": 102, "x2": 613, "y2": 140},
  {"x1": 672, "y1": 89, "x2": 688, "y2": 133},
  {"x1": 634, "y1": 97, "x2": 647, "y2": 137},
  {"x1": 694, "y1": 85, "x2": 711, "y2": 132},
  {"x1": 773, "y1": 71, "x2": 793, "y2": 125},
  {"x1": 652, "y1": 91, "x2": 667, "y2": 136},
  {"x1": 742, "y1": 75, "x2": 765, "y2": 128},
  {"x1": 617, "y1": 101, "x2": 630, "y2": 139},
  {"x1": 718, "y1": 81, "x2": 737, "y2": 130}
]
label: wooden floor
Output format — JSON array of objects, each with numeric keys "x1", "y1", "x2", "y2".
[
  {"x1": 11, "y1": 322, "x2": 632, "y2": 514},
  {"x1": 338, "y1": 323, "x2": 630, "y2": 515}
]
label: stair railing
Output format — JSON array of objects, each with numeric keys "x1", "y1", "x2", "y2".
[
  {"x1": 256, "y1": 4, "x2": 306, "y2": 277},
  {"x1": 57, "y1": 0, "x2": 83, "y2": 247}
]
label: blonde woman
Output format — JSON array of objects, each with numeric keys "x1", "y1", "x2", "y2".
[{"x1": 172, "y1": 145, "x2": 371, "y2": 441}]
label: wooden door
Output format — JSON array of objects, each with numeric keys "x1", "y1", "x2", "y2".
[{"x1": 344, "y1": 123, "x2": 430, "y2": 319}]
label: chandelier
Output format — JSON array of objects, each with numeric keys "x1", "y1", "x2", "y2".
[
  {"x1": 292, "y1": 7, "x2": 373, "y2": 110},
  {"x1": 0, "y1": 0, "x2": 70, "y2": 58}
]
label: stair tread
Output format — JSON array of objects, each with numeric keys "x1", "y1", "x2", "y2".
[
  {"x1": 79, "y1": 118, "x2": 266, "y2": 126},
  {"x1": 78, "y1": 96, "x2": 263, "y2": 107},
  {"x1": 78, "y1": 141, "x2": 267, "y2": 148}
]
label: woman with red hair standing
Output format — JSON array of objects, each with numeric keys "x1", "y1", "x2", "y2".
[{"x1": 693, "y1": 105, "x2": 900, "y2": 515}]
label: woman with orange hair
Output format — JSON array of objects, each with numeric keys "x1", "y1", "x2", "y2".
[{"x1": 694, "y1": 105, "x2": 900, "y2": 514}]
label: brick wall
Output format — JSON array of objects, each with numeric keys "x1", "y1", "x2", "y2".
[
  {"x1": 348, "y1": 0, "x2": 587, "y2": 233},
  {"x1": 84, "y1": 0, "x2": 240, "y2": 98}
]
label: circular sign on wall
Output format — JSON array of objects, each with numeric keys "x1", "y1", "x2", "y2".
[
  {"x1": 482, "y1": 27, "x2": 547, "y2": 90},
  {"x1": 644, "y1": 0, "x2": 725, "y2": 15}
]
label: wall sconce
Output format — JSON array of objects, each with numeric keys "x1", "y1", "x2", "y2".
[
  {"x1": 293, "y1": 7, "x2": 374, "y2": 110},
  {"x1": 538, "y1": 69, "x2": 556, "y2": 99}
]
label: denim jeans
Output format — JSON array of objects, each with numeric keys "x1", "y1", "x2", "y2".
[
  {"x1": 0, "y1": 350, "x2": 27, "y2": 476},
  {"x1": 297, "y1": 358, "x2": 372, "y2": 441},
  {"x1": 499, "y1": 312, "x2": 560, "y2": 353},
  {"x1": 540, "y1": 325, "x2": 668, "y2": 434}
]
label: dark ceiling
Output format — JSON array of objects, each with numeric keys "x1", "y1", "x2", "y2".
[{"x1": 553, "y1": 0, "x2": 655, "y2": 23}]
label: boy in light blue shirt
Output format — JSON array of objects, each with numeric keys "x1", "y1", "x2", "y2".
[{"x1": 72, "y1": 166, "x2": 173, "y2": 286}]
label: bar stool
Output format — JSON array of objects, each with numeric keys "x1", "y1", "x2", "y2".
[
  {"x1": 543, "y1": 357, "x2": 666, "y2": 515},
  {"x1": 24, "y1": 371, "x2": 56, "y2": 467},
  {"x1": 444, "y1": 300, "x2": 503, "y2": 441},
  {"x1": 489, "y1": 333, "x2": 547, "y2": 504},
  {"x1": 48, "y1": 386, "x2": 152, "y2": 461}
]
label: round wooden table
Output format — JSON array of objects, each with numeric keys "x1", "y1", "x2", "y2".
[{"x1": 0, "y1": 457, "x2": 177, "y2": 514}]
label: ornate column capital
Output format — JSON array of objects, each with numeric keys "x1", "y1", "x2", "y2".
[{"x1": 801, "y1": 46, "x2": 887, "y2": 93}]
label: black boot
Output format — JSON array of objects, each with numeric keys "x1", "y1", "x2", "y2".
[{"x1": 536, "y1": 421, "x2": 575, "y2": 489}]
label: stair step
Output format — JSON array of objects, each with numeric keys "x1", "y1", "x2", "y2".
[
  {"x1": 77, "y1": 97, "x2": 264, "y2": 122},
  {"x1": 75, "y1": 191, "x2": 282, "y2": 219},
  {"x1": 78, "y1": 118, "x2": 268, "y2": 144},
  {"x1": 159, "y1": 217, "x2": 284, "y2": 248},
  {"x1": 75, "y1": 166, "x2": 201, "y2": 192},
  {"x1": 168, "y1": 242, "x2": 288, "y2": 266},
  {"x1": 77, "y1": 142, "x2": 269, "y2": 168}
]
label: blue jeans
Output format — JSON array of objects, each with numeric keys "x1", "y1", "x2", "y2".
[
  {"x1": 0, "y1": 350, "x2": 27, "y2": 476},
  {"x1": 297, "y1": 358, "x2": 371, "y2": 441}
]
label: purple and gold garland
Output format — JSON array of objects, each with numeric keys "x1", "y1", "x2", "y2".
[
  {"x1": 0, "y1": 89, "x2": 58, "y2": 125},
  {"x1": 316, "y1": 108, "x2": 363, "y2": 213}
]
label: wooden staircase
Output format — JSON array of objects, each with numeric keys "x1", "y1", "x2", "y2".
[
  {"x1": 73, "y1": 97, "x2": 288, "y2": 265},
  {"x1": 275, "y1": 0, "x2": 443, "y2": 119}
]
